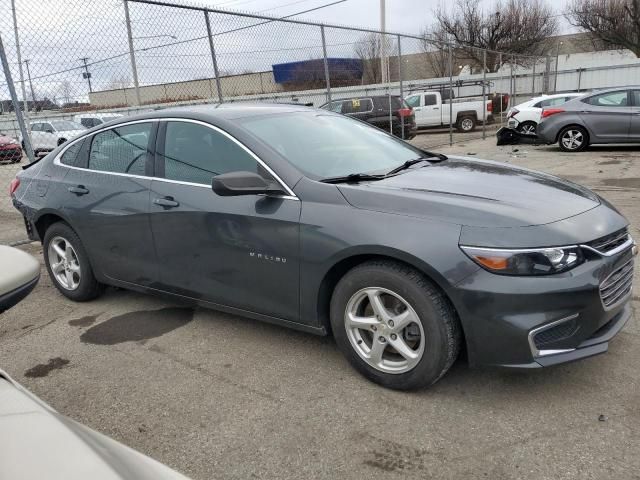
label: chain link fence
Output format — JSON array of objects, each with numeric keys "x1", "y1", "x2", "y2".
[{"x1": 2, "y1": 0, "x2": 640, "y2": 160}]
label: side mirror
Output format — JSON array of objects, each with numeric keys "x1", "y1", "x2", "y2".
[
  {"x1": 45, "y1": 129, "x2": 54, "y2": 134},
  {"x1": 212, "y1": 171, "x2": 285, "y2": 197}
]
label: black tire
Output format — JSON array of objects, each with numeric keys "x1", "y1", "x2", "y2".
[
  {"x1": 456, "y1": 116, "x2": 476, "y2": 133},
  {"x1": 557, "y1": 125, "x2": 588, "y2": 152},
  {"x1": 517, "y1": 121, "x2": 537, "y2": 136},
  {"x1": 330, "y1": 260, "x2": 461, "y2": 390},
  {"x1": 43, "y1": 222, "x2": 103, "y2": 302}
]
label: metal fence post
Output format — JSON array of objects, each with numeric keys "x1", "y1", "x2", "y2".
[
  {"x1": 448, "y1": 45, "x2": 453, "y2": 146},
  {"x1": 11, "y1": 0, "x2": 29, "y2": 116},
  {"x1": 482, "y1": 49, "x2": 486, "y2": 140},
  {"x1": 123, "y1": 0, "x2": 141, "y2": 106},
  {"x1": 205, "y1": 11, "x2": 224, "y2": 103},
  {"x1": 577, "y1": 68, "x2": 584, "y2": 92},
  {"x1": 510, "y1": 56, "x2": 515, "y2": 108},
  {"x1": 397, "y1": 34, "x2": 404, "y2": 139},
  {"x1": 0, "y1": 33, "x2": 34, "y2": 163},
  {"x1": 531, "y1": 58, "x2": 536, "y2": 96},
  {"x1": 320, "y1": 25, "x2": 331, "y2": 103}
]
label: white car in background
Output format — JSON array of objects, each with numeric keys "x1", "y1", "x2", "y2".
[
  {"x1": 73, "y1": 112, "x2": 123, "y2": 128},
  {"x1": 20, "y1": 120, "x2": 86, "y2": 155},
  {"x1": 507, "y1": 93, "x2": 583, "y2": 135}
]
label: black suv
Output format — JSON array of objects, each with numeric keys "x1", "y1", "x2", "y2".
[{"x1": 319, "y1": 95, "x2": 416, "y2": 139}]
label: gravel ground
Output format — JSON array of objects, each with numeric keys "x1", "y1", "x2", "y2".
[{"x1": 1, "y1": 132, "x2": 639, "y2": 480}]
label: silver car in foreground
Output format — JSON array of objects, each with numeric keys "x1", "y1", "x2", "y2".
[{"x1": 536, "y1": 87, "x2": 640, "y2": 152}]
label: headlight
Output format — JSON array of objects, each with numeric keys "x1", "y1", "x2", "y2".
[{"x1": 460, "y1": 245, "x2": 584, "y2": 276}]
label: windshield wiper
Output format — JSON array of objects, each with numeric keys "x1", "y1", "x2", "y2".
[
  {"x1": 320, "y1": 173, "x2": 387, "y2": 184},
  {"x1": 386, "y1": 152, "x2": 448, "y2": 176}
]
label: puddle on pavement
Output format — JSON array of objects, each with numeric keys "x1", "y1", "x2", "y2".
[
  {"x1": 68, "y1": 314, "x2": 100, "y2": 328},
  {"x1": 24, "y1": 357, "x2": 70, "y2": 378},
  {"x1": 80, "y1": 307, "x2": 193, "y2": 345},
  {"x1": 600, "y1": 178, "x2": 640, "y2": 188}
]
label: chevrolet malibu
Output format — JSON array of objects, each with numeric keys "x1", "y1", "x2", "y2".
[{"x1": 10, "y1": 104, "x2": 636, "y2": 390}]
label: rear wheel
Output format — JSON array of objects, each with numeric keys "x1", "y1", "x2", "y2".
[
  {"x1": 457, "y1": 116, "x2": 476, "y2": 133},
  {"x1": 518, "y1": 121, "x2": 537, "y2": 136},
  {"x1": 330, "y1": 260, "x2": 461, "y2": 390},
  {"x1": 43, "y1": 222, "x2": 103, "y2": 301},
  {"x1": 558, "y1": 126, "x2": 588, "y2": 152}
]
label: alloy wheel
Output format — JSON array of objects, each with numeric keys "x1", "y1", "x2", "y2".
[
  {"x1": 460, "y1": 118, "x2": 474, "y2": 131},
  {"x1": 344, "y1": 287, "x2": 425, "y2": 374},
  {"x1": 48, "y1": 236, "x2": 81, "y2": 290},
  {"x1": 519, "y1": 123, "x2": 536, "y2": 135},
  {"x1": 561, "y1": 129, "x2": 584, "y2": 150}
]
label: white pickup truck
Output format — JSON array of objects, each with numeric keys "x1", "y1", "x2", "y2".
[{"x1": 405, "y1": 91, "x2": 494, "y2": 132}]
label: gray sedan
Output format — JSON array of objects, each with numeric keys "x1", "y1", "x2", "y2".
[
  {"x1": 10, "y1": 104, "x2": 637, "y2": 389},
  {"x1": 537, "y1": 86, "x2": 640, "y2": 151}
]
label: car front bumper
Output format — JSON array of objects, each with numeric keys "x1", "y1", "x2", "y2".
[{"x1": 450, "y1": 240, "x2": 636, "y2": 368}]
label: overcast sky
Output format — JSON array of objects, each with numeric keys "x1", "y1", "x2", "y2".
[{"x1": 204, "y1": 0, "x2": 574, "y2": 35}]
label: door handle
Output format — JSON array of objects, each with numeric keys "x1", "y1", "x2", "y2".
[
  {"x1": 153, "y1": 196, "x2": 179, "y2": 209},
  {"x1": 433, "y1": 107, "x2": 439, "y2": 110},
  {"x1": 580, "y1": 111, "x2": 591, "y2": 114},
  {"x1": 68, "y1": 185, "x2": 89, "y2": 195}
]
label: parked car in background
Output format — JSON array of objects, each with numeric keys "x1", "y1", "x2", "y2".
[
  {"x1": 73, "y1": 112, "x2": 123, "y2": 128},
  {"x1": 20, "y1": 120, "x2": 86, "y2": 155},
  {"x1": 319, "y1": 95, "x2": 416, "y2": 139},
  {"x1": 404, "y1": 90, "x2": 494, "y2": 132},
  {"x1": 0, "y1": 132, "x2": 22, "y2": 163},
  {"x1": 10, "y1": 104, "x2": 636, "y2": 390},
  {"x1": 537, "y1": 87, "x2": 640, "y2": 152},
  {"x1": 507, "y1": 93, "x2": 583, "y2": 135}
]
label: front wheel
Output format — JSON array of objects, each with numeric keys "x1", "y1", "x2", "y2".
[
  {"x1": 330, "y1": 261, "x2": 461, "y2": 390},
  {"x1": 558, "y1": 126, "x2": 588, "y2": 152},
  {"x1": 43, "y1": 222, "x2": 103, "y2": 301}
]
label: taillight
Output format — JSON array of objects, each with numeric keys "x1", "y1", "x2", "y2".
[
  {"x1": 542, "y1": 108, "x2": 565, "y2": 119},
  {"x1": 397, "y1": 108, "x2": 412, "y2": 118},
  {"x1": 487, "y1": 101, "x2": 493, "y2": 112},
  {"x1": 9, "y1": 177, "x2": 20, "y2": 197}
]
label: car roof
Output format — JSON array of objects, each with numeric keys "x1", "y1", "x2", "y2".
[{"x1": 98, "y1": 102, "x2": 322, "y2": 126}]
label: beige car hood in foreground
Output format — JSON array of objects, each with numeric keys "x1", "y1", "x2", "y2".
[{"x1": 0, "y1": 370, "x2": 191, "y2": 480}]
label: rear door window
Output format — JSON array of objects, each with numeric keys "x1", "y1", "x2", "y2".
[
  {"x1": 585, "y1": 91, "x2": 630, "y2": 107},
  {"x1": 60, "y1": 140, "x2": 85, "y2": 166},
  {"x1": 342, "y1": 98, "x2": 373, "y2": 114},
  {"x1": 424, "y1": 94, "x2": 437, "y2": 106},
  {"x1": 88, "y1": 122, "x2": 152, "y2": 176},
  {"x1": 31, "y1": 123, "x2": 41, "y2": 132}
]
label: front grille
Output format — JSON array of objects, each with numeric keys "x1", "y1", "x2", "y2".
[
  {"x1": 600, "y1": 258, "x2": 634, "y2": 309},
  {"x1": 533, "y1": 317, "x2": 579, "y2": 349},
  {"x1": 586, "y1": 228, "x2": 630, "y2": 255}
]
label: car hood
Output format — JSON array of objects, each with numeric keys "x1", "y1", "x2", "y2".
[
  {"x1": 337, "y1": 156, "x2": 600, "y2": 228},
  {"x1": 60, "y1": 129, "x2": 86, "y2": 137},
  {"x1": 0, "y1": 134, "x2": 16, "y2": 145}
]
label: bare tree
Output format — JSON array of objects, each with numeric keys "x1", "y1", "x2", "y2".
[
  {"x1": 354, "y1": 33, "x2": 382, "y2": 83},
  {"x1": 433, "y1": 0, "x2": 558, "y2": 72},
  {"x1": 57, "y1": 81, "x2": 74, "y2": 105},
  {"x1": 565, "y1": 0, "x2": 640, "y2": 57},
  {"x1": 107, "y1": 75, "x2": 132, "y2": 90},
  {"x1": 420, "y1": 26, "x2": 460, "y2": 77}
]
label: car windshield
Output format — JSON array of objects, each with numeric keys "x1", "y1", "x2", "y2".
[
  {"x1": 240, "y1": 112, "x2": 426, "y2": 179},
  {"x1": 51, "y1": 120, "x2": 85, "y2": 131}
]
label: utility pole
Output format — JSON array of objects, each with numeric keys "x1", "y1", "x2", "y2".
[
  {"x1": 379, "y1": 0, "x2": 388, "y2": 84},
  {"x1": 80, "y1": 57, "x2": 92, "y2": 93},
  {"x1": 123, "y1": 0, "x2": 142, "y2": 106},
  {"x1": 11, "y1": 0, "x2": 28, "y2": 116},
  {"x1": 23, "y1": 59, "x2": 36, "y2": 110}
]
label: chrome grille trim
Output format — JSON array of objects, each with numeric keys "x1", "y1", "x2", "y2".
[
  {"x1": 582, "y1": 229, "x2": 633, "y2": 257},
  {"x1": 600, "y1": 258, "x2": 634, "y2": 310}
]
